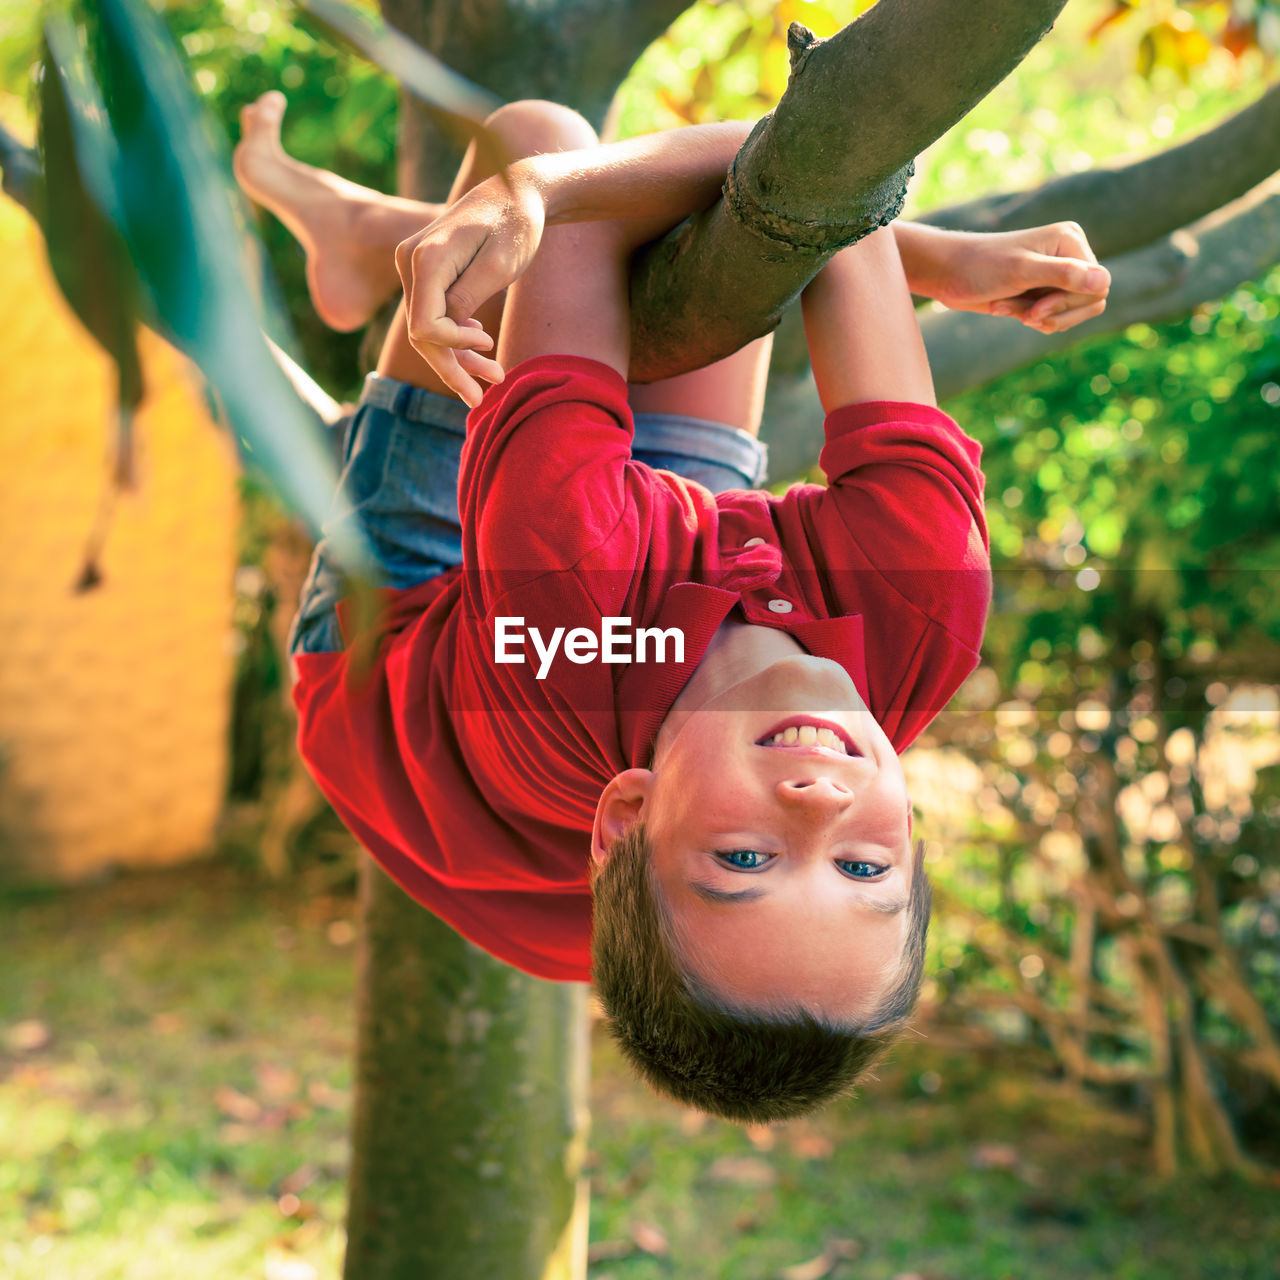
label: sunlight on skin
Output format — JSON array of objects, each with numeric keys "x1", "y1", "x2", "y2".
[{"x1": 598, "y1": 620, "x2": 913, "y2": 1024}]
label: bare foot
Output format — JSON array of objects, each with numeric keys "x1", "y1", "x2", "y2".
[{"x1": 233, "y1": 91, "x2": 438, "y2": 331}]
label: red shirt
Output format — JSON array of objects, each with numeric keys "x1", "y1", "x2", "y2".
[{"x1": 294, "y1": 355, "x2": 991, "y2": 982}]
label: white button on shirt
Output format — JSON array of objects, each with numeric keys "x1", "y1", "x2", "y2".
[
  {"x1": 767, "y1": 599, "x2": 793, "y2": 614},
  {"x1": 743, "y1": 537, "x2": 766, "y2": 548}
]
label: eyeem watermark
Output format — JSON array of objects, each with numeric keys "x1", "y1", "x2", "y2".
[{"x1": 494, "y1": 616, "x2": 685, "y2": 680}]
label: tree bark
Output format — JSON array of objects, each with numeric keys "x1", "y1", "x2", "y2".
[
  {"x1": 344, "y1": 864, "x2": 590, "y2": 1280},
  {"x1": 381, "y1": 0, "x2": 695, "y2": 194},
  {"x1": 762, "y1": 172, "x2": 1280, "y2": 481},
  {"x1": 628, "y1": 0, "x2": 1070, "y2": 381}
]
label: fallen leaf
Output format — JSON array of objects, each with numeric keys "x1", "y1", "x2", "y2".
[
  {"x1": 214, "y1": 1085, "x2": 261, "y2": 1122},
  {"x1": 790, "y1": 1133, "x2": 835, "y2": 1161},
  {"x1": 707, "y1": 1155, "x2": 777, "y2": 1187},
  {"x1": 278, "y1": 1165, "x2": 319, "y2": 1196},
  {"x1": 780, "y1": 1238, "x2": 863, "y2": 1280},
  {"x1": 256, "y1": 1063, "x2": 301, "y2": 1101},
  {"x1": 745, "y1": 1123, "x2": 776, "y2": 1151},
  {"x1": 4, "y1": 1019, "x2": 51, "y2": 1052},
  {"x1": 629, "y1": 1219, "x2": 670, "y2": 1256},
  {"x1": 969, "y1": 1142, "x2": 1020, "y2": 1171},
  {"x1": 326, "y1": 920, "x2": 356, "y2": 946},
  {"x1": 149, "y1": 1011, "x2": 184, "y2": 1035},
  {"x1": 306, "y1": 1080, "x2": 349, "y2": 1110}
]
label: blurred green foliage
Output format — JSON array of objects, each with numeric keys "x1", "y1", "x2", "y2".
[{"x1": 161, "y1": 0, "x2": 400, "y2": 398}]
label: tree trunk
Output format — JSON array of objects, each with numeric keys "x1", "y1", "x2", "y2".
[{"x1": 344, "y1": 864, "x2": 590, "y2": 1279}]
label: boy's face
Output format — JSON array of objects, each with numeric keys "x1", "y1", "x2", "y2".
[{"x1": 595, "y1": 654, "x2": 913, "y2": 1025}]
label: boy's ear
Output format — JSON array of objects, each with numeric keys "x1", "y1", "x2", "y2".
[{"x1": 591, "y1": 768, "x2": 654, "y2": 867}]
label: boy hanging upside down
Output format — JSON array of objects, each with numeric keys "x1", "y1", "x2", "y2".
[{"x1": 236, "y1": 93, "x2": 1109, "y2": 1121}]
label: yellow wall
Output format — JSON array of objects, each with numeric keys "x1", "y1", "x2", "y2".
[{"x1": 0, "y1": 196, "x2": 240, "y2": 881}]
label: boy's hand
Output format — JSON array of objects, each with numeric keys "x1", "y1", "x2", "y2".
[
  {"x1": 911, "y1": 223, "x2": 1111, "y2": 334},
  {"x1": 395, "y1": 167, "x2": 546, "y2": 406}
]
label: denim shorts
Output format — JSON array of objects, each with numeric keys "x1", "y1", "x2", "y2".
[{"x1": 290, "y1": 373, "x2": 769, "y2": 655}]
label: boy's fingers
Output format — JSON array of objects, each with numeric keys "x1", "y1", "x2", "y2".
[
  {"x1": 1034, "y1": 298, "x2": 1109, "y2": 333},
  {"x1": 440, "y1": 246, "x2": 515, "y2": 332},
  {"x1": 989, "y1": 296, "x2": 1035, "y2": 319},
  {"x1": 1025, "y1": 253, "x2": 1111, "y2": 298},
  {"x1": 1027, "y1": 285, "x2": 1109, "y2": 328},
  {"x1": 455, "y1": 348, "x2": 506, "y2": 386},
  {"x1": 430, "y1": 347, "x2": 485, "y2": 409}
]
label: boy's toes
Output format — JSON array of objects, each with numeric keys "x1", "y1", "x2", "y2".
[{"x1": 240, "y1": 90, "x2": 287, "y2": 139}]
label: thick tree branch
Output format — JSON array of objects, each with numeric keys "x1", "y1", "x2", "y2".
[
  {"x1": 628, "y1": 0, "x2": 1069, "y2": 381},
  {"x1": 923, "y1": 79, "x2": 1280, "y2": 260},
  {"x1": 761, "y1": 173, "x2": 1280, "y2": 481},
  {"x1": 383, "y1": 0, "x2": 698, "y2": 198}
]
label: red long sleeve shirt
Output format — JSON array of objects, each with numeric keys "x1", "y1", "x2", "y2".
[{"x1": 294, "y1": 355, "x2": 991, "y2": 981}]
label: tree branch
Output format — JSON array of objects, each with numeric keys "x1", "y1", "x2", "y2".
[
  {"x1": 383, "y1": 0, "x2": 699, "y2": 197},
  {"x1": 760, "y1": 173, "x2": 1280, "y2": 480},
  {"x1": 922, "y1": 80, "x2": 1280, "y2": 260},
  {"x1": 628, "y1": 0, "x2": 1069, "y2": 381}
]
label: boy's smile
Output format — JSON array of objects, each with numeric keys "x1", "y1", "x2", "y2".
[{"x1": 593, "y1": 645, "x2": 914, "y2": 1024}]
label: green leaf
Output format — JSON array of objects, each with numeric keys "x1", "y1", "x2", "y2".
[
  {"x1": 38, "y1": 17, "x2": 144, "y2": 480},
  {"x1": 81, "y1": 0, "x2": 370, "y2": 575}
]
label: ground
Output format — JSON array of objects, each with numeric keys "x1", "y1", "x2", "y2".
[{"x1": 2, "y1": 860, "x2": 1276, "y2": 1280}]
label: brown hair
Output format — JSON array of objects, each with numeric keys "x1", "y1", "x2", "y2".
[{"x1": 590, "y1": 826, "x2": 931, "y2": 1123}]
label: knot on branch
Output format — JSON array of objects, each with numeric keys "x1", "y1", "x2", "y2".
[
  {"x1": 786, "y1": 21, "x2": 822, "y2": 75},
  {"x1": 723, "y1": 113, "x2": 915, "y2": 254}
]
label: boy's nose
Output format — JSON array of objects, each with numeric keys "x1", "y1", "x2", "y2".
[{"x1": 775, "y1": 776, "x2": 854, "y2": 817}]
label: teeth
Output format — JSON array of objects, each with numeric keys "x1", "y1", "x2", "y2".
[{"x1": 765, "y1": 725, "x2": 847, "y2": 753}]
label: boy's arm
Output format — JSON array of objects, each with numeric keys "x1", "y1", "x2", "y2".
[
  {"x1": 398, "y1": 121, "x2": 754, "y2": 392},
  {"x1": 803, "y1": 226, "x2": 936, "y2": 411},
  {"x1": 893, "y1": 220, "x2": 1111, "y2": 332},
  {"x1": 798, "y1": 227, "x2": 989, "y2": 652},
  {"x1": 401, "y1": 115, "x2": 1111, "y2": 399}
]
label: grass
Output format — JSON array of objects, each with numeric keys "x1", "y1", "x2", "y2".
[{"x1": 2, "y1": 861, "x2": 1276, "y2": 1280}]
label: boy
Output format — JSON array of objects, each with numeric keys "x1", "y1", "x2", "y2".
[{"x1": 239, "y1": 96, "x2": 1108, "y2": 1120}]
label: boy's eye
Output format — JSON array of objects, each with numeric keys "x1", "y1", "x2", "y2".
[
  {"x1": 837, "y1": 860, "x2": 888, "y2": 879},
  {"x1": 717, "y1": 850, "x2": 771, "y2": 870}
]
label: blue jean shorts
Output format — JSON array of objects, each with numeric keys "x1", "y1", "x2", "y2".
[{"x1": 290, "y1": 373, "x2": 769, "y2": 656}]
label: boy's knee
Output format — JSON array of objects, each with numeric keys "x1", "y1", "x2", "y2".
[{"x1": 483, "y1": 100, "x2": 597, "y2": 159}]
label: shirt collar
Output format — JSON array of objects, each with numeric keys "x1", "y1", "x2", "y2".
[{"x1": 616, "y1": 583, "x2": 869, "y2": 769}]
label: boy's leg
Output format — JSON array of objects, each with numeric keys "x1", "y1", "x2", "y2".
[
  {"x1": 289, "y1": 101, "x2": 605, "y2": 660},
  {"x1": 237, "y1": 90, "x2": 773, "y2": 470},
  {"x1": 377, "y1": 102, "x2": 601, "y2": 393},
  {"x1": 234, "y1": 91, "x2": 439, "y2": 332}
]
